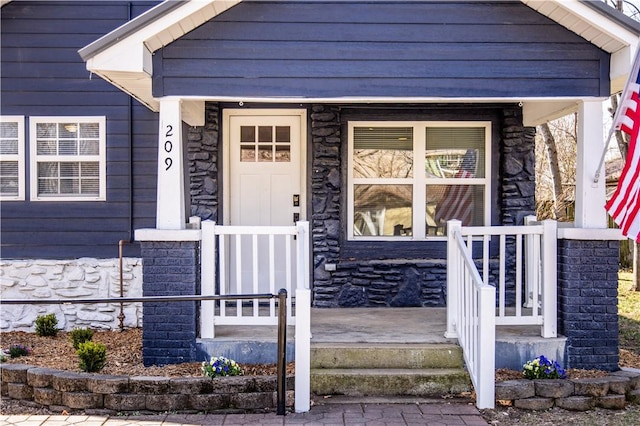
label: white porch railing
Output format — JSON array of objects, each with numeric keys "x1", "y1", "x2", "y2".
[
  {"x1": 445, "y1": 220, "x2": 496, "y2": 409},
  {"x1": 445, "y1": 218, "x2": 558, "y2": 409},
  {"x1": 199, "y1": 220, "x2": 311, "y2": 413},
  {"x1": 446, "y1": 217, "x2": 557, "y2": 339},
  {"x1": 200, "y1": 220, "x2": 310, "y2": 335}
]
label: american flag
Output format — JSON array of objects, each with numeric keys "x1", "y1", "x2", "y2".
[
  {"x1": 435, "y1": 170, "x2": 474, "y2": 226},
  {"x1": 605, "y1": 50, "x2": 640, "y2": 242}
]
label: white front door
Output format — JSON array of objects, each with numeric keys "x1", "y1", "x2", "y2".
[{"x1": 223, "y1": 109, "x2": 306, "y2": 294}]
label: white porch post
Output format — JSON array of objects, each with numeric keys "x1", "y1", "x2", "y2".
[
  {"x1": 445, "y1": 220, "x2": 461, "y2": 339},
  {"x1": 575, "y1": 99, "x2": 607, "y2": 228},
  {"x1": 156, "y1": 98, "x2": 186, "y2": 229}
]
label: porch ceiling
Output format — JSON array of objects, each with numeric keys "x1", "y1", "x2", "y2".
[{"x1": 80, "y1": 0, "x2": 640, "y2": 126}]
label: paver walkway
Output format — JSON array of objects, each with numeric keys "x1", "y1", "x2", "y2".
[{"x1": 0, "y1": 402, "x2": 488, "y2": 425}]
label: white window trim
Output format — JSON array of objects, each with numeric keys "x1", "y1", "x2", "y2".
[
  {"x1": 0, "y1": 116, "x2": 26, "y2": 201},
  {"x1": 347, "y1": 120, "x2": 491, "y2": 241},
  {"x1": 29, "y1": 116, "x2": 107, "y2": 201}
]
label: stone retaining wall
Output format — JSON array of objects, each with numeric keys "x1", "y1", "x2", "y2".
[
  {"x1": 495, "y1": 369, "x2": 640, "y2": 411},
  {"x1": 0, "y1": 364, "x2": 294, "y2": 414}
]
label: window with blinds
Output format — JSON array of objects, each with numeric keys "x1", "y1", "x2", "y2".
[
  {"x1": 0, "y1": 116, "x2": 25, "y2": 200},
  {"x1": 348, "y1": 121, "x2": 490, "y2": 240},
  {"x1": 30, "y1": 117, "x2": 106, "y2": 201}
]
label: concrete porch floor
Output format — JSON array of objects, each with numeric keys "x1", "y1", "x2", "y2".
[{"x1": 197, "y1": 307, "x2": 566, "y2": 369}]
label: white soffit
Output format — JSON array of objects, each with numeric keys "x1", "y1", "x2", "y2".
[{"x1": 522, "y1": 0, "x2": 639, "y2": 93}]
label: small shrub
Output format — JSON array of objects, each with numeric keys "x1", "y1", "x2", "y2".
[
  {"x1": 523, "y1": 355, "x2": 566, "y2": 379},
  {"x1": 35, "y1": 313, "x2": 58, "y2": 337},
  {"x1": 202, "y1": 356, "x2": 243, "y2": 378},
  {"x1": 8, "y1": 344, "x2": 31, "y2": 358},
  {"x1": 70, "y1": 327, "x2": 94, "y2": 349},
  {"x1": 77, "y1": 341, "x2": 107, "y2": 372}
]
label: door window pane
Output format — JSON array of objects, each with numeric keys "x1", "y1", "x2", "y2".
[{"x1": 240, "y1": 124, "x2": 291, "y2": 163}]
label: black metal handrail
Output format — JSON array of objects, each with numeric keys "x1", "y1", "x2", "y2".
[{"x1": 1, "y1": 290, "x2": 289, "y2": 416}]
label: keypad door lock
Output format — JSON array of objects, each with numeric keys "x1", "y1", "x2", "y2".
[{"x1": 293, "y1": 194, "x2": 300, "y2": 207}]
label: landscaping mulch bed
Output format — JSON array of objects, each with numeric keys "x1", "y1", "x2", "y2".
[{"x1": 0, "y1": 328, "x2": 293, "y2": 377}]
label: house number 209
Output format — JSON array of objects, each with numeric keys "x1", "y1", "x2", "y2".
[{"x1": 164, "y1": 125, "x2": 174, "y2": 171}]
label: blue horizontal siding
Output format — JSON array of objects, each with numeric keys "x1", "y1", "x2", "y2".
[
  {"x1": 155, "y1": 1, "x2": 609, "y2": 98},
  {"x1": 1, "y1": 1, "x2": 160, "y2": 260}
]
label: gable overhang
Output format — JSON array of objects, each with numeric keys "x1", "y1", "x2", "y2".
[
  {"x1": 79, "y1": 0, "x2": 241, "y2": 125},
  {"x1": 80, "y1": 0, "x2": 640, "y2": 127}
]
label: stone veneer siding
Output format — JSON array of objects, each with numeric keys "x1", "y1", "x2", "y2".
[
  {"x1": 189, "y1": 104, "x2": 220, "y2": 222},
  {"x1": 140, "y1": 241, "x2": 199, "y2": 366},
  {"x1": 0, "y1": 258, "x2": 143, "y2": 332},
  {"x1": 557, "y1": 239, "x2": 620, "y2": 371}
]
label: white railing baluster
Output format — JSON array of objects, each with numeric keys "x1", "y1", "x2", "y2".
[
  {"x1": 235, "y1": 234, "x2": 242, "y2": 315},
  {"x1": 515, "y1": 234, "x2": 522, "y2": 318},
  {"x1": 285, "y1": 234, "x2": 292, "y2": 320},
  {"x1": 269, "y1": 233, "x2": 276, "y2": 317},
  {"x1": 252, "y1": 233, "x2": 259, "y2": 317},
  {"x1": 499, "y1": 234, "x2": 506, "y2": 318},
  {"x1": 219, "y1": 233, "x2": 227, "y2": 318},
  {"x1": 482, "y1": 235, "x2": 489, "y2": 286}
]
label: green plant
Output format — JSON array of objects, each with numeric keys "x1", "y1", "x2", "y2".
[
  {"x1": 201, "y1": 356, "x2": 243, "y2": 378},
  {"x1": 76, "y1": 341, "x2": 107, "y2": 372},
  {"x1": 70, "y1": 327, "x2": 94, "y2": 350},
  {"x1": 523, "y1": 355, "x2": 566, "y2": 379},
  {"x1": 8, "y1": 344, "x2": 31, "y2": 358},
  {"x1": 34, "y1": 313, "x2": 59, "y2": 337}
]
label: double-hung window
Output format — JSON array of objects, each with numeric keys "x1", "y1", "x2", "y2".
[
  {"x1": 348, "y1": 121, "x2": 490, "y2": 240},
  {"x1": 30, "y1": 117, "x2": 106, "y2": 201},
  {"x1": 0, "y1": 116, "x2": 25, "y2": 200}
]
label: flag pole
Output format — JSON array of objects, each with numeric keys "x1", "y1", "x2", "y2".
[
  {"x1": 593, "y1": 126, "x2": 616, "y2": 184},
  {"x1": 594, "y1": 42, "x2": 640, "y2": 184}
]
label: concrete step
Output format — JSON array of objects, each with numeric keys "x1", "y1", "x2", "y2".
[
  {"x1": 311, "y1": 343, "x2": 464, "y2": 369},
  {"x1": 310, "y1": 368, "x2": 471, "y2": 397}
]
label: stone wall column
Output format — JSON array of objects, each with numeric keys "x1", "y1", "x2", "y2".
[
  {"x1": 557, "y1": 239, "x2": 620, "y2": 371},
  {"x1": 136, "y1": 230, "x2": 201, "y2": 366}
]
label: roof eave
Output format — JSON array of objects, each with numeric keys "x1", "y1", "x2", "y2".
[{"x1": 79, "y1": 0, "x2": 640, "y2": 124}]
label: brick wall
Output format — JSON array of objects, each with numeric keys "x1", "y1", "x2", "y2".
[
  {"x1": 140, "y1": 241, "x2": 199, "y2": 366},
  {"x1": 557, "y1": 239, "x2": 620, "y2": 371}
]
